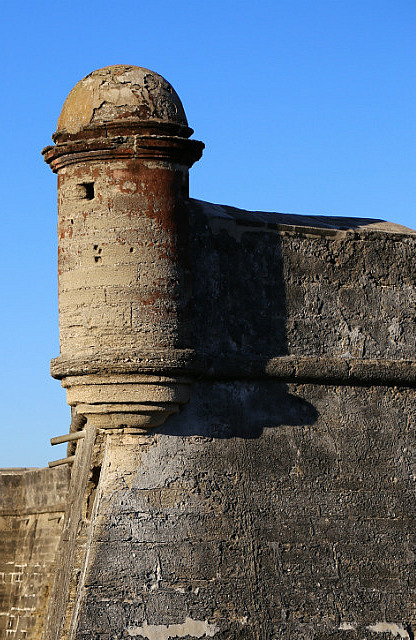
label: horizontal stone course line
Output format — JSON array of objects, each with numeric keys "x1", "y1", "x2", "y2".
[
  {"x1": 42, "y1": 135, "x2": 204, "y2": 173},
  {"x1": 0, "y1": 506, "x2": 67, "y2": 517},
  {"x1": 50, "y1": 352, "x2": 416, "y2": 387}
]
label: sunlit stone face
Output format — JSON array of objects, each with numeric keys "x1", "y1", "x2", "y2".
[{"x1": 57, "y1": 65, "x2": 188, "y2": 134}]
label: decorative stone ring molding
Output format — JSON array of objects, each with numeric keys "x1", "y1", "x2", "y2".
[
  {"x1": 42, "y1": 130, "x2": 204, "y2": 172},
  {"x1": 61, "y1": 374, "x2": 191, "y2": 430}
]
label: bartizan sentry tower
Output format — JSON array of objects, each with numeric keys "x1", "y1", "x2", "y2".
[{"x1": 43, "y1": 65, "x2": 203, "y2": 432}]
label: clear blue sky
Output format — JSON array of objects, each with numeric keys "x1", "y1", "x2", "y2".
[{"x1": 0, "y1": 0, "x2": 415, "y2": 467}]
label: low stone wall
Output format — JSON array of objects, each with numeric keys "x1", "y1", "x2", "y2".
[{"x1": 0, "y1": 467, "x2": 69, "y2": 639}]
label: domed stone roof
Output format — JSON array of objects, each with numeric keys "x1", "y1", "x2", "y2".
[{"x1": 57, "y1": 65, "x2": 188, "y2": 134}]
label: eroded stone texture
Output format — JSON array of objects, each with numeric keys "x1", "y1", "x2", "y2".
[
  {"x1": 0, "y1": 467, "x2": 69, "y2": 639},
  {"x1": 189, "y1": 200, "x2": 416, "y2": 363},
  {"x1": 56, "y1": 158, "x2": 192, "y2": 355},
  {"x1": 3, "y1": 65, "x2": 415, "y2": 639},
  {"x1": 41, "y1": 65, "x2": 416, "y2": 640},
  {"x1": 41, "y1": 383, "x2": 415, "y2": 639},
  {"x1": 57, "y1": 65, "x2": 188, "y2": 135}
]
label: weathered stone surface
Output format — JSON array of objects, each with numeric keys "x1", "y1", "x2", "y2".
[
  {"x1": 0, "y1": 467, "x2": 69, "y2": 640},
  {"x1": 189, "y1": 200, "x2": 416, "y2": 364},
  {"x1": 4, "y1": 65, "x2": 416, "y2": 639},
  {"x1": 45, "y1": 382, "x2": 416, "y2": 639},
  {"x1": 48, "y1": 196, "x2": 416, "y2": 381},
  {"x1": 42, "y1": 66, "x2": 416, "y2": 639},
  {"x1": 57, "y1": 65, "x2": 188, "y2": 135}
]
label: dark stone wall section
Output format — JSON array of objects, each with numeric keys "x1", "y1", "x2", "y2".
[{"x1": 190, "y1": 200, "x2": 416, "y2": 363}]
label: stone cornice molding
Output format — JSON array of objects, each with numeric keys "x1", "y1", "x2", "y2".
[
  {"x1": 51, "y1": 352, "x2": 416, "y2": 388},
  {"x1": 42, "y1": 127, "x2": 204, "y2": 173}
]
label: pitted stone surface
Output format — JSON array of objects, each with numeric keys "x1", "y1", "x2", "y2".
[
  {"x1": 50, "y1": 383, "x2": 416, "y2": 639},
  {"x1": 57, "y1": 65, "x2": 188, "y2": 134},
  {"x1": 4, "y1": 64, "x2": 416, "y2": 640},
  {"x1": 0, "y1": 467, "x2": 69, "y2": 640},
  {"x1": 40, "y1": 65, "x2": 416, "y2": 639}
]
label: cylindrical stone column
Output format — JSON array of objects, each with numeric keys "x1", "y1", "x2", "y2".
[{"x1": 43, "y1": 66, "x2": 204, "y2": 428}]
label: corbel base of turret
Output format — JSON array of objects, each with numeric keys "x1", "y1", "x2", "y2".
[{"x1": 61, "y1": 374, "x2": 192, "y2": 430}]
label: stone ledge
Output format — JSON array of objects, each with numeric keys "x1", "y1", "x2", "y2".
[
  {"x1": 42, "y1": 131, "x2": 204, "y2": 172},
  {"x1": 62, "y1": 373, "x2": 192, "y2": 429},
  {"x1": 51, "y1": 350, "x2": 416, "y2": 387}
]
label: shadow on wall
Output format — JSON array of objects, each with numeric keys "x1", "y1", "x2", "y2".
[
  {"x1": 190, "y1": 206, "x2": 289, "y2": 359},
  {"x1": 156, "y1": 381, "x2": 318, "y2": 439},
  {"x1": 189, "y1": 199, "x2": 401, "y2": 362},
  {"x1": 168, "y1": 203, "x2": 339, "y2": 440},
  {"x1": 174, "y1": 209, "x2": 318, "y2": 439}
]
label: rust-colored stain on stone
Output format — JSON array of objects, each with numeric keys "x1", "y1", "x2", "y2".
[{"x1": 42, "y1": 65, "x2": 202, "y2": 367}]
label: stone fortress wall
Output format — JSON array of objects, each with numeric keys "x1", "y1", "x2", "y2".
[
  {"x1": 0, "y1": 467, "x2": 69, "y2": 639},
  {"x1": 1, "y1": 66, "x2": 415, "y2": 640}
]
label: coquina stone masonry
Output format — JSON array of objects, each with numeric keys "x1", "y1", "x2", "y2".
[
  {"x1": 2, "y1": 64, "x2": 416, "y2": 640},
  {"x1": 0, "y1": 467, "x2": 69, "y2": 640},
  {"x1": 42, "y1": 65, "x2": 204, "y2": 433}
]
